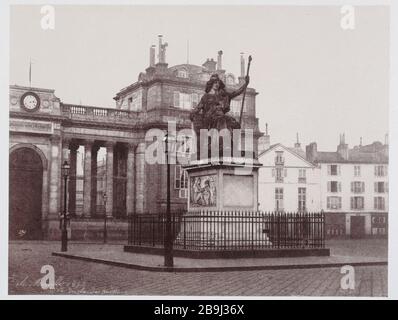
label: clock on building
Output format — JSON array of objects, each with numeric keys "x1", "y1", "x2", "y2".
[{"x1": 20, "y1": 91, "x2": 40, "y2": 112}]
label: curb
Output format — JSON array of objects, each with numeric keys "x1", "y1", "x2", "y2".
[{"x1": 52, "y1": 252, "x2": 388, "y2": 273}]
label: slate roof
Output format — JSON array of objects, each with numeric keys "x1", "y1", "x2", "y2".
[{"x1": 313, "y1": 143, "x2": 388, "y2": 164}]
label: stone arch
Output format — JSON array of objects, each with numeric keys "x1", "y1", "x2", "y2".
[
  {"x1": 9, "y1": 143, "x2": 48, "y2": 170},
  {"x1": 9, "y1": 143, "x2": 49, "y2": 230}
]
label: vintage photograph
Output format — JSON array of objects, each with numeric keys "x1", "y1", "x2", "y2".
[{"x1": 8, "y1": 4, "x2": 389, "y2": 297}]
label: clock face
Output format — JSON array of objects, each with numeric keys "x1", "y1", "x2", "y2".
[{"x1": 20, "y1": 92, "x2": 40, "y2": 112}]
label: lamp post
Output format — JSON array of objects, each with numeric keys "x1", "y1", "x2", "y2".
[
  {"x1": 103, "y1": 192, "x2": 107, "y2": 243},
  {"x1": 61, "y1": 160, "x2": 70, "y2": 252},
  {"x1": 163, "y1": 132, "x2": 175, "y2": 267}
]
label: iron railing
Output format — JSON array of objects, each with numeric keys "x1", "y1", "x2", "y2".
[{"x1": 128, "y1": 211, "x2": 325, "y2": 250}]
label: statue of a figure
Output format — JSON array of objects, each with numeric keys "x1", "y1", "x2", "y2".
[
  {"x1": 159, "y1": 42, "x2": 168, "y2": 64},
  {"x1": 190, "y1": 73, "x2": 249, "y2": 135}
]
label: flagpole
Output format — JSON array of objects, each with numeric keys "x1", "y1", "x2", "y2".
[{"x1": 29, "y1": 58, "x2": 32, "y2": 87}]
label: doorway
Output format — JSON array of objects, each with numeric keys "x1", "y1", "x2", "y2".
[
  {"x1": 350, "y1": 216, "x2": 365, "y2": 239},
  {"x1": 9, "y1": 147, "x2": 44, "y2": 240}
]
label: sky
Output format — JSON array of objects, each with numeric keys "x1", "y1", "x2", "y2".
[{"x1": 9, "y1": 5, "x2": 390, "y2": 151}]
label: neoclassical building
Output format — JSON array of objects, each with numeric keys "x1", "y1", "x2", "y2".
[{"x1": 9, "y1": 36, "x2": 262, "y2": 240}]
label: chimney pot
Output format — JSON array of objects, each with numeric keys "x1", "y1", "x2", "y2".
[
  {"x1": 240, "y1": 53, "x2": 245, "y2": 77},
  {"x1": 217, "y1": 50, "x2": 223, "y2": 70}
]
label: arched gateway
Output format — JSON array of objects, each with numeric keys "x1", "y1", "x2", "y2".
[{"x1": 9, "y1": 147, "x2": 44, "y2": 240}]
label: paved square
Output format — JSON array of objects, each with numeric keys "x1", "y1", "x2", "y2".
[{"x1": 8, "y1": 241, "x2": 387, "y2": 296}]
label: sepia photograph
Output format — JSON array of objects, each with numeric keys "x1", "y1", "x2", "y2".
[{"x1": 3, "y1": 1, "x2": 395, "y2": 301}]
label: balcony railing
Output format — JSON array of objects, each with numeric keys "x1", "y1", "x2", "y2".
[
  {"x1": 298, "y1": 177, "x2": 306, "y2": 184},
  {"x1": 61, "y1": 104, "x2": 192, "y2": 127}
]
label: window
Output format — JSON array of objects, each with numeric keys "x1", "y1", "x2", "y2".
[
  {"x1": 327, "y1": 181, "x2": 341, "y2": 193},
  {"x1": 351, "y1": 181, "x2": 365, "y2": 193},
  {"x1": 328, "y1": 165, "x2": 340, "y2": 176},
  {"x1": 274, "y1": 168, "x2": 286, "y2": 183},
  {"x1": 374, "y1": 182, "x2": 388, "y2": 193},
  {"x1": 275, "y1": 151, "x2": 284, "y2": 165},
  {"x1": 229, "y1": 99, "x2": 246, "y2": 116},
  {"x1": 192, "y1": 93, "x2": 199, "y2": 107},
  {"x1": 327, "y1": 225, "x2": 344, "y2": 236},
  {"x1": 173, "y1": 92, "x2": 199, "y2": 109},
  {"x1": 354, "y1": 165, "x2": 361, "y2": 177},
  {"x1": 226, "y1": 75, "x2": 235, "y2": 85},
  {"x1": 128, "y1": 90, "x2": 142, "y2": 111},
  {"x1": 175, "y1": 165, "x2": 188, "y2": 198},
  {"x1": 177, "y1": 69, "x2": 188, "y2": 78},
  {"x1": 374, "y1": 165, "x2": 387, "y2": 177},
  {"x1": 327, "y1": 196, "x2": 342, "y2": 210},
  {"x1": 372, "y1": 227, "x2": 386, "y2": 236},
  {"x1": 275, "y1": 188, "x2": 284, "y2": 211},
  {"x1": 374, "y1": 197, "x2": 385, "y2": 210},
  {"x1": 176, "y1": 135, "x2": 194, "y2": 155},
  {"x1": 298, "y1": 169, "x2": 306, "y2": 183},
  {"x1": 351, "y1": 196, "x2": 364, "y2": 210},
  {"x1": 298, "y1": 187, "x2": 306, "y2": 211}
]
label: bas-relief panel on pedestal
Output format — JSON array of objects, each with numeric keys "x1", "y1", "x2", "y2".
[{"x1": 190, "y1": 175, "x2": 217, "y2": 207}]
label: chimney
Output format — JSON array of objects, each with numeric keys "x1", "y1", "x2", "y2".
[
  {"x1": 202, "y1": 58, "x2": 217, "y2": 72},
  {"x1": 238, "y1": 53, "x2": 246, "y2": 84},
  {"x1": 306, "y1": 142, "x2": 318, "y2": 163},
  {"x1": 294, "y1": 132, "x2": 301, "y2": 149},
  {"x1": 149, "y1": 45, "x2": 156, "y2": 67},
  {"x1": 258, "y1": 123, "x2": 270, "y2": 153},
  {"x1": 337, "y1": 133, "x2": 349, "y2": 160},
  {"x1": 156, "y1": 35, "x2": 168, "y2": 65},
  {"x1": 217, "y1": 50, "x2": 223, "y2": 70},
  {"x1": 240, "y1": 53, "x2": 245, "y2": 76}
]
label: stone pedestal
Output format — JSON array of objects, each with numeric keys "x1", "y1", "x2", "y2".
[
  {"x1": 185, "y1": 159, "x2": 261, "y2": 212},
  {"x1": 176, "y1": 158, "x2": 269, "y2": 248}
]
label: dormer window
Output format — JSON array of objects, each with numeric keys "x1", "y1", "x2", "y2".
[
  {"x1": 177, "y1": 69, "x2": 188, "y2": 78},
  {"x1": 275, "y1": 151, "x2": 284, "y2": 165},
  {"x1": 127, "y1": 89, "x2": 142, "y2": 111},
  {"x1": 226, "y1": 74, "x2": 235, "y2": 85}
]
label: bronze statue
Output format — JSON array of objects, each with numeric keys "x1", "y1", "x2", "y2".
[{"x1": 190, "y1": 74, "x2": 250, "y2": 135}]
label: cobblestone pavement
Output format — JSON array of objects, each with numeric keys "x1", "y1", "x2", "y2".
[{"x1": 8, "y1": 241, "x2": 388, "y2": 297}]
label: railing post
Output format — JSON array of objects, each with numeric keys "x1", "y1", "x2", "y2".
[
  {"x1": 152, "y1": 215, "x2": 155, "y2": 247},
  {"x1": 321, "y1": 210, "x2": 325, "y2": 248},
  {"x1": 183, "y1": 215, "x2": 186, "y2": 249},
  {"x1": 251, "y1": 212, "x2": 254, "y2": 251},
  {"x1": 277, "y1": 213, "x2": 280, "y2": 249}
]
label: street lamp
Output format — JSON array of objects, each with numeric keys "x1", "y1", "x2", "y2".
[
  {"x1": 163, "y1": 132, "x2": 176, "y2": 268},
  {"x1": 103, "y1": 192, "x2": 107, "y2": 243},
  {"x1": 61, "y1": 160, "x2": 70, "y2": 252}
]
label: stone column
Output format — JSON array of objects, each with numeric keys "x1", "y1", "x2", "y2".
[
  {"x1": 61, "y1": 139, "x2": 71, "y2": 216},
  {"x1": 135, "y1": 142, "x2": 146, "y2": 214},
  {"x1": 91, "y1": 145, "x2": 100, "y2": 216},
  {"x1": 126, "y1": 143, "x2": 136, "y2": 216},
  {"x1": 83, "y1": 140, "x2": 93, "y2": 217},
  {"x1": 48, "y1": 136, "x2": 62, "y2": 218},
  {"x1": 68, "y1": 143, "x2": 79, "y2": 216},
  {"x1": 105, "y1": 141, "x2": 115, "y2": 218}
]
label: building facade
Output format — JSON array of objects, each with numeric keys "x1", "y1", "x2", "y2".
[
  {"x1": 258, "y1": 141, "x2": 321, "y2": 213},
  {"x1": 9, "y1": 36, "x2": 262, "y2": 240},
  {"x1": 258, "y1": 132, "x2": 388, "y2": 239},
  {"x1": 306, "y1": 135, "x2": 389, "y2": 238}
]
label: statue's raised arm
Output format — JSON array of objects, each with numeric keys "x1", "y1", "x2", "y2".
[{"x1": 227, "y1": 75, "x2": 250, "y2": 100}]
